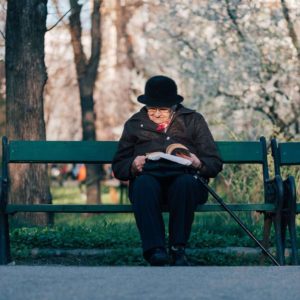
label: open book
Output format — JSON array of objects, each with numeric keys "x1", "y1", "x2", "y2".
[{"x1": 146, "y1": 143, "x2": 192, "y2": 166}]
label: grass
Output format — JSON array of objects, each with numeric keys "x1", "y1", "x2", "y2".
[
  {"x1": 9, "y1": 178, "x2": 300, "y2": 266},
  {"x1": 11, "y1": 215, "x2": 270, "y2": 266}
]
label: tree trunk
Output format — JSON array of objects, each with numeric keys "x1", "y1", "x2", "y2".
[
  {"x1": 5, "y1": 0, "x2": 52, "y2": 225},
  {"x1": 80, "y1": 94, "x2": 102, "y2": 205},
  {"x1": 69, "y1": 0, "x2": 102, "y2": 205},
  {"x1": 115, "y1": 0, "x2": 136, "y2": 99}
]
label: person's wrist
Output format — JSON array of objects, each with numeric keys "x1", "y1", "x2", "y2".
[
  {"x1": 195, "y1": 160, "x2": 202, "y2": 169},
  {"x1": 131, "y1": 163, "x2": 138, "y2": 175}
]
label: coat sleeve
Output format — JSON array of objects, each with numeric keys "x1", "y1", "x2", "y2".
[
  {"x1": 192, "y1": 114, "x2": 223, "y2": 178},
  {"x1": 112, "y1": 121, "x2": 137, "y2": 181}
]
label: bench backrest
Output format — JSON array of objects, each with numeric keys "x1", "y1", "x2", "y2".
[
  {"x1": 4, "y1": 137, "x2": 268, "y2": 165},
  {"x1": 271, "y1": 139, "x2": 300, "y2": 175},
  {"x1": 2, "y1": 135, "x2": 270, "y2": 182},
  {"x1": 1, "y1": 136, "x2": 272, "y2": 210}
]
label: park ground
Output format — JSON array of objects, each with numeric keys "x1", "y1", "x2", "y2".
[
  {"x1": 1, "y1": 265, "x2": 300, "y2": 300},
  {"x1": 9, "y1": 180, "x2": 300, "y2": 266}
]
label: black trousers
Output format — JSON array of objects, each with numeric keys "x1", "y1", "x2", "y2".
[{"x1": 129, "y1": 174, "x2": 207, "y2": 253}]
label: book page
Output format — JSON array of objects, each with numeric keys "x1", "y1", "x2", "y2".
[
  {"x1": 166, "y1": 143, "x2": 190, "y2": 156},
  {"x1": 146, "y1": 152, "x2": 192, "y2": 166}
]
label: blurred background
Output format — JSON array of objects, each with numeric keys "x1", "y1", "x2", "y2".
[
  {"x1": 1, "y1": 0, "x2": 300, "y2": 142},
  {"x1": 1, "y1": 0, "x2": 300, "y2": 206}
]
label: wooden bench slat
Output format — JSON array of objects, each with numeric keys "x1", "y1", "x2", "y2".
[
  {"x1": 278, "y1": 142, "x2": 300, "y2": 165},
  {"x1": 8, "y1": 140, "x2": 266, "y2": 164},
  {"x1": 216, "y1": 141, "x2": 264, "y2": 163},
  {"x1": 9, "y1": 141, "x2": 118, "y2": 163},
  {"x1": 5, "y1": 203, "x2": 276, "y2": 214}
]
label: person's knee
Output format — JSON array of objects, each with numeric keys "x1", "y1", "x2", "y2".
[
  {"x1": 172, "y1": 174, "x2": 199, "y2": 188},
  {"x1": 169, "y1": 174, "x2": 208, "y2": 205},
  {"x1": 133, "y1": 174, "x2": 160, "y2": 190},
  {"x1": 129, "y1": 175, "x2": 161, "y2": 203}
]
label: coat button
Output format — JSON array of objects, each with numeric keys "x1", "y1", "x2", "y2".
[
  {"x1": 166, "y1": 136, "x2": 170, "y2": 140},
  {"x1": 140, "y1": 124, "x2": 144, "y2": 127}
]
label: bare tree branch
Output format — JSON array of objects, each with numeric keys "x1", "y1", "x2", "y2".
[
  {"x1": 281, "y1": 0, "x2": 300, "y2": 61},
  {"x1": 224, "y1": 0, "x2": 245, "y2": 42},
  {"x1": 69, "y1": 0, "x2": 87, "y2": 79},
  {"x1": 217, "y1": 85, "x2": 298, "y2": 139},
  {"x1": 87, "y1": 0, "x2": 101, "y2": 85},
  {"x1": 0, "y1": 29, "x2": 5, "y2": 40},
  {"x1": 115, "y1": 0, "x2": 143, "y2": 69},
  {"x1": 47, "y1": 7, "x2": 72, "y2": 32},
  {"x1": 47, "y1": 0, "x2": 70, "y2": 30},
  {"x1": 161, "y1": 27, "x2": 200, "y2": 57}
]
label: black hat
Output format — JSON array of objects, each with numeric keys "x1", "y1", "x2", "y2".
[{"x1": 137, "y1": 75, "x2": 184, "y2": 107}]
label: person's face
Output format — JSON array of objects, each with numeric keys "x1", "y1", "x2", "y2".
[{"x1": 147, "y1": 107, "x2": 172, "y2": 124}]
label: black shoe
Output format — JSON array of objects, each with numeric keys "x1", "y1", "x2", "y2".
[
  {"x1": 169, "y1": 245, "x2": 190, "y2": 266},
  {"x1": 145, "y1": 248, "x2": 169, "y2": 266}
]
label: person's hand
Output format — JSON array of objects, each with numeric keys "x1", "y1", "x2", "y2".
[
  {"x1": 131, "y1": 155, "x2": 147, "y2": 175},
  {"x1": 176, "y1": 153, "x2": 202, "y2": 169}
]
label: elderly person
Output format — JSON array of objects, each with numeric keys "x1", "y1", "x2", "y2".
[{"x1": 112, "y1": 75, "x2": 222, "y2": 266}]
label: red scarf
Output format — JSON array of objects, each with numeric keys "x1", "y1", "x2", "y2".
[{"x1": 156, "y1": 120, "x2": 171, "y2": 132}]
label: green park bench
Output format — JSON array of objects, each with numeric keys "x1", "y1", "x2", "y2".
[
  {"x1": 0, "y1": 136, "x2": 286, "y2": 265},
  {"x1": 271, "y1": 139, "x2": 300, "y2": 265}
]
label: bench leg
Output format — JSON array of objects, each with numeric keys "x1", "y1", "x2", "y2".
[
  {"x1": 280, "y1": 214, "x2": 288, "y2": 261},
  {"x1": 280, "y1": 211, "x2": 298, "y2": 265},
  {"x1": 276, "y1": 177, "x2": 299, "y2": 265},
  {"x1": 285, "y1": 177, "x2": 298, "y2": 265},
  {"x1": 0, "y1": 212, "x2": 11, "y2": 265},
  {"x1": 260, "y1": 214, "x2": 272, "y2": 265},
  {"x1": 273, "y1": 211, "x2": 285, "y2": 265},
  {"x1": 261, "y1": 213, "x2": 285, "y2": 265},
  {"x1": 288, "y1": 212, "x2": 298, "y2": 265}
]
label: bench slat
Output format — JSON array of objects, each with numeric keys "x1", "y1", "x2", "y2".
[
  {"x1": 5, "y1": 203, "x2": 276, "y2": 214},
  {"x1": 9, "y1": 141, "x2": 118, "y2": 163},
  {"x1": 216, "y1": 141, "x2": 264, "y2": 163},
  {"x1": 8, "y1": 140, "x2": 265, "y2": 164},
  {"x1": 278, "y1": 142, "x2": 300, "y2": 165}
]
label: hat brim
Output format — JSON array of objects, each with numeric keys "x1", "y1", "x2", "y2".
[{"x1": 137, "y1": 95, "x2": 184, "y2": 107}]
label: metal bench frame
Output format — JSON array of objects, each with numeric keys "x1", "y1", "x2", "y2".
[{"x1": 271, "y1": 139, "x2": 299, "y2": 265}]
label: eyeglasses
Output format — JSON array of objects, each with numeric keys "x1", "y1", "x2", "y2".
[{"x1": 147, "y1": 107, "x2": 171, "y2": 115}]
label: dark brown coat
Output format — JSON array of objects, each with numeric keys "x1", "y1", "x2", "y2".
[{"x1": 112, "y1": 105, "x2": 223, "y2": 181}]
